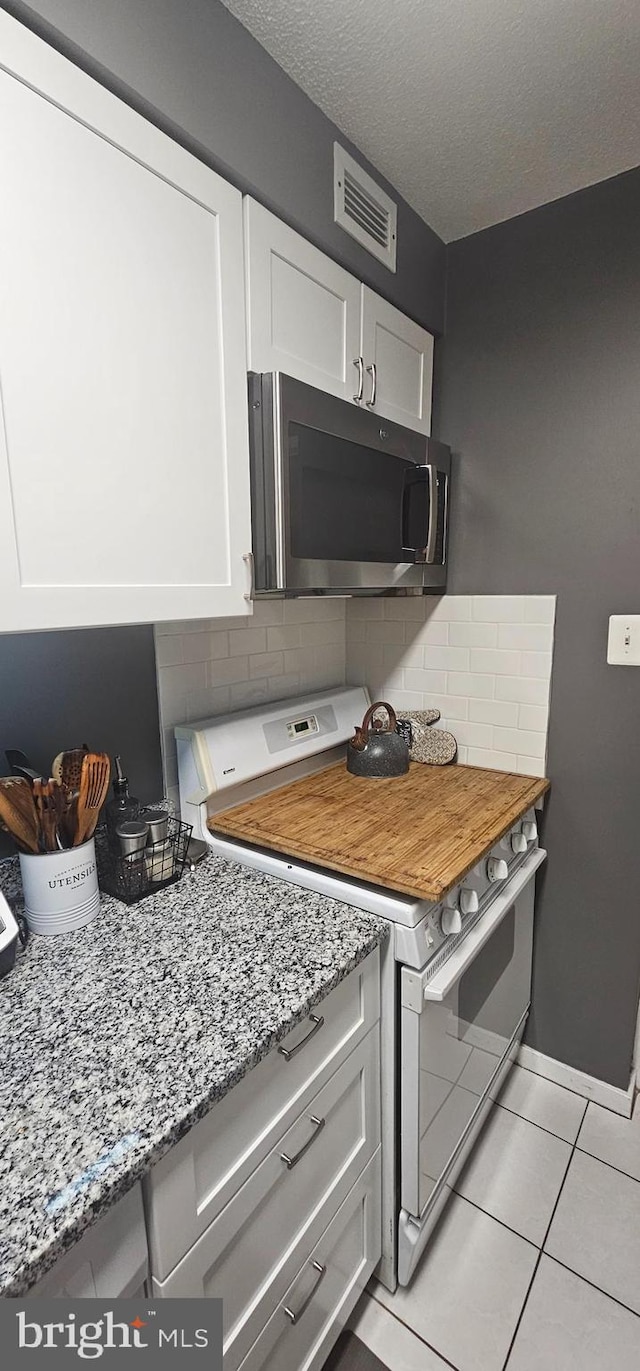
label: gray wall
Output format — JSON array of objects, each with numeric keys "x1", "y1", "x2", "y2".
[
  {"x1": 435, "y1": 166, "x2": 640, "y2": 1089},
  {"x1": 0, "y1": 627, "x2": 164, "y2": 860},
  {"x1": 3, "y1": 0, "x2": 445, "y2": 335}
]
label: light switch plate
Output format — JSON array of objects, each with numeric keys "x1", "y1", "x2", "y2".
[{"x1": 607, "y1": 615, "x2": 640, "y2": 665}]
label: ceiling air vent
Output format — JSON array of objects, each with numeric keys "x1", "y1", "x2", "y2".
[{"x1": 333, "y1": 144, "x2": 397, "y2": 272}]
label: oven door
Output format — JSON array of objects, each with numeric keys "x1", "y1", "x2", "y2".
[
  {"x1": 399, "y1": 849, "x2": 546, "y2": 1230},
  {"x1": 249, "y1": 372, "x2": 450, "y2": 594}
]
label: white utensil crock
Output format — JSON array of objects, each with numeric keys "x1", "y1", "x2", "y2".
[{"x1": 19, "y1": 838, "x2": 100, "y2": 935}]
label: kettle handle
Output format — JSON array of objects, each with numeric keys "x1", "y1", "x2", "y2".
[{"x1": 359, "y1": 701, "x2": 398, "y2": 736}]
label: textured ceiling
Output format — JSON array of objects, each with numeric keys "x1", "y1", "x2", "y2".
[{"x1": 220, "y1": 0, "x2": 640, "y2": 241}]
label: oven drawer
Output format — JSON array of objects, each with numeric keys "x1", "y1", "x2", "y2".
[
  {"x1": 237, "y1": 1149, "x2": 381, "y2": 1371},
  {"x1": 400, "y1": 850, "x2": 545, "y2": 1220},
  {"x1": 152, "y1": 1029, "x2": 380, "y2": 1370},
  {"x1": 145, "y1": 949, "x2": 379, "y2": 1278}
]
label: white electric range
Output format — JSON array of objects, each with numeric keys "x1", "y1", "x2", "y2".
[{"x1": 176, "y1": 686, "x2": 546, "y2": 1291}]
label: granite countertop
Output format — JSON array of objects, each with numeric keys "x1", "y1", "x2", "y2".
[{"x1": 0, "y1": 853, "x2": 387, "y2": 1297}]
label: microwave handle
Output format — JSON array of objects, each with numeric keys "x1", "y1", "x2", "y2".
[
  {"x1": 401, "y1": 465, "x2": 430, "y2": 563},
  {"x1": 401, "y1": 849, "x2": 547, "y2": 1011}
]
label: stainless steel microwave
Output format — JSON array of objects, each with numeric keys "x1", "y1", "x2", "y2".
[{"x1": 248, "y1": 372, "x2": 451, "y2": 596}]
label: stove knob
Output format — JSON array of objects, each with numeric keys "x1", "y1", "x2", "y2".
[
  {"x1": 523, "y1": 820, "x2": 538, "y2": 843},
  {"x1": 487, "y1": 857, "x2": 508, "y2": 883},
  {"x1": 460, "y1": 888, "x2": 479, "y2": 915},
  {"x1": 441, "y1": 906, "x2": 463, "y2": 936},
  {"x1": 511, "y1": 831, "x2": 527, "y2": 854}
]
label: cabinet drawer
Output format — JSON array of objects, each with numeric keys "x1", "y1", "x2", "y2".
[
  {"x1": 28, "y1": 1184, "x2": 148, "y2": 1298},
  {"x1": 238, "y1": 1149, "x2": 381, "y2": 1371},
  {"x1": 152, "y1": 1028, "x2": 380, "y2": 1370},
  {"x1": 145, "y1": 950, "x2": 379, "y2": 1277}
]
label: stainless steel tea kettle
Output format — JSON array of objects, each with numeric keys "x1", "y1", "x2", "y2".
[{"x1": 347, "y1": 701, "x2": 409, "y2": 779}]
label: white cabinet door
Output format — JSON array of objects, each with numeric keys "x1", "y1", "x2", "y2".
[
  {"x1": 0, "y1": 12, "x2": 252, "y2": 631},
  {"x1": 28, "y1": 1185, "x2": 148, "y2": 1298},
  {"x1": 244, "y1": 199, "x2": 362, "y2": 402},
  {"x1": 360, "y1": 286, "x2": 434, "y2": 434}
]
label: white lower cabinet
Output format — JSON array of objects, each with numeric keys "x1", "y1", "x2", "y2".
[
  {"x1": 29, "y1": 1184, "x2": 148, "y2": 1298},
  {"x1": 147, "y1": 952, "x2": 382, "y2": 1370},
  {"x1": 238, "y1": 1150, "x2": 381, "y2": 1371}
]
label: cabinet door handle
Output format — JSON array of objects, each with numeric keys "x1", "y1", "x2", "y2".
[
  {"x1": 284, "y1": 1261, "x2": 326, "y2": 1324},
  {"x1": 242, "y1": 551, "x2": 254, "y2": 603},
  {"x1": 366, "y1": 362, "x2": 377, "y2": 407},
  {"x1": 353, "y1": 356, "x2": 364, "y2": 403},
  {"x1": 277, "y1": 1013, "x2": 324, "y2": 1061},
  {"x1": 280, "y1": 1115, "x2": 325, "y2": 1170}
]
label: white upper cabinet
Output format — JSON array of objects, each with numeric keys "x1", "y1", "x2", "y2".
[
  {"x1": 0, "y1": 13, "x2": 252, "y2": 631},
  {"x1": 244, "y1": 199, "x2": 362, "y2": 402},
  {"x1": 360, "y1": 287, "x2": 434, "y2": 434},
  {"x1": 244, "y1": 198, "x2": 434, "y2": 433}
]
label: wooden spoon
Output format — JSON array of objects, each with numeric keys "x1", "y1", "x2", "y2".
[
  {"x1": 52, "y1": 746, "x2": 89, "y2": 794},
  {"x1": 0, "y1": 777, "x2": 40, "y2": 853},
  {"x1": 75, "y1": 753, "x2": 111, "y2": 846}
]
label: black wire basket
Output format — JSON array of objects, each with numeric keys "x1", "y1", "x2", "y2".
[{"x1": 95, "y1": 815, "x2": 193, "y2": 905}]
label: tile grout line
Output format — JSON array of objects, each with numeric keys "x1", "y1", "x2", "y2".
[
  {"x1": 366, "y1": 1291, "x2": 462, "y2": 1371},
  {"x1": 493, "y1": 1095, "x2": 586, "y2": 1145},
  {"x1": 500, "y1": 1096, "x2": 588, "y2": 1370},
  {"x1": 542, "y1": 1251, "x2": 640, "y2": 1323}
]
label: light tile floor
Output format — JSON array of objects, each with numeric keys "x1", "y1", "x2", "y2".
[{"x1": 350, "y1": 1065, "x2": 640, "y2": 1371}]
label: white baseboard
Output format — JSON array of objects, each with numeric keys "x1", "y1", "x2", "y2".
[{"x1": 518, "y1": 1044, "x2": 636, "y2": 1118}]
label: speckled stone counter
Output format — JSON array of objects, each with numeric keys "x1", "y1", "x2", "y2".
[{"x1": 0, "y1": 853, "x2": 387, "y2": 1297}]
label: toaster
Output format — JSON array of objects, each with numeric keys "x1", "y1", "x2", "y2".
[{"x1": 0, "y1": 890, "x2": 21, "y2": 979}]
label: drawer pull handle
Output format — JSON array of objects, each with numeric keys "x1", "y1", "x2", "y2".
[
  {"x1": 284, "y1": 1261, "x2": 326, "y2": 1324},
  {"x1": 280, "y1": 1115, "x2": 325, "y2": 1170},
  {"x1": 278, "y1": 1013, "x2": 324, "y2": 1061}
]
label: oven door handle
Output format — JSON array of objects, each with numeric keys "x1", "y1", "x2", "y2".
[{"x1": 401, "y1": 848, "x2": 547, "y2": 1009}]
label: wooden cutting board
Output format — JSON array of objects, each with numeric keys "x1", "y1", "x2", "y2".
[{"x1": 210, "y1": 762, "x2": 549, "y2": 902}]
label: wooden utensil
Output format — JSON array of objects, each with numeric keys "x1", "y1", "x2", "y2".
[
  {"x1": 75, "y1": 753, "x2": 111, "y2": 846},
  {"x1": 0, "y1": 777, "x2": 40, "y2": 854},
  {"x1": 51, "y1": 746, "x2": 89, "y2": 794}
]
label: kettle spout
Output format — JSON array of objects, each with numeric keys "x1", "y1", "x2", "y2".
[{"x1": 350, "y1": 725, "x2": 368, "y2": 752}]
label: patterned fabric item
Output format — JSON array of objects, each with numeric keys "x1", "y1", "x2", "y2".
[{"x1": 397, "y1": 709, "x2": 458, "y2": 765}]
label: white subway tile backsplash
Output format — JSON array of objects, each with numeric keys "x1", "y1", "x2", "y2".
[
  {"x1": 229, "y1": 680, "x2": 269, "y2": 709},
  {"x1": 229, "y1": 626, "x2": 266, "y2": 656},
  {"x1": 209, "y1": 655, "x2": 250, "y2": 687},
  {"x1": 517, "y1": 755, "x2": 546, "y2": 777},
  {"x1": 284, "y1": 597, "x2": 345, "y2": 622},
  {"x1": 155, "y1": 634, "x2": 183, "y2": 667},
  {"x1": 498, "y1": 623, "x2": 554, "y2": 652},
  {"x1": 518, "y1": 704, "x2": 548, "y2": 732},
  {"x1": 428, "y1": 595, "x2": 472, "y2": 621},
  {"x1": 467, "y1": 747, "x2": 518, "y2": 771},
  {"x1": 447, "y1": 672, "x2": 496, "y2": 699},
  {"x1": 472, "y1": 596, "x2": 527, "y2": 622},
  {"x1": 266, "y1": 623, "x2": 301, "y2": 651},
  {"x1": 182, "y1": 632, "x2": 216, "y2": 665},
  {"x1": 300, "y1": 619, "x2": 345, "y2": 647},
  {"x1": 470, "y1": 648, "x2": 522, "y2": 676},
  {"x1": 345, "y1": 593, "x2": 555, "y2": 776},
  {"x1": 418, "y1": 619, "x2": 450, "y2": 645},
  {"x1": 422, "y1": 645, "x2": 470, "y2": 672},
  {"x1": 448, "y1": 621, "x2": 498, "y2": 648},
  {"x1": 427, "y1": 694, "x2": 469, "y2": 721},
  {"x1": 450, "y1": 720, "x2": 494, "y2": 749},
  {"x1": 383, "y1": 596, "x2": 427, "y2": 620},
  {"x1": 366, "y1": 618, "x2": 405, "y2": 645},
  {"x1": 155, "y1": 602, "x2": 348, "y2": 795},
  {"x1": 403, "y1": 668, "x2": 448, "y2": 694},
  {"x1": 249, "y1": 650, "x2": 284, "y2": 679},
  {"x1": 495, "y1": 675, "x2": 549, "y2": 706},
  {"x1": 524, "y1": 597, "x2": 556, "y2": 624},
  {"x1": 469, "y1": 698, "x2": 519, "y2": 727},
  {"x1": 493, "y1": 727, "x2": 546, "y2": 759},
  {"x1": 521, "y1": 651, "x2": 553, "y2": 679}
]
